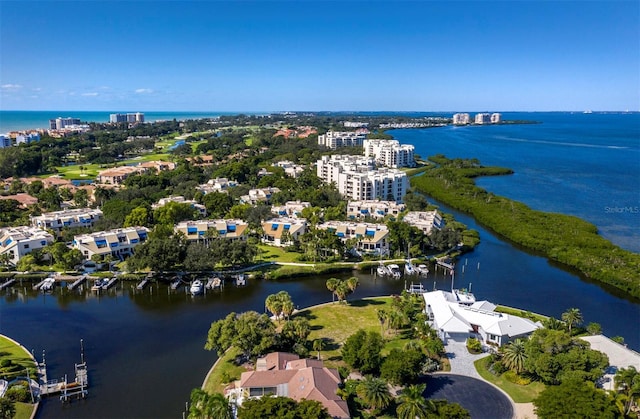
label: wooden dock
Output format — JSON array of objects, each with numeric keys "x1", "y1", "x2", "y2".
[
  {"x1": 68, "y1": 275, "x2": 87, "y2": 290},
  {"x1": 136, "y1": 278, "x2": 150, "y2": 290},
  {"x1": 101, "y1": 277, "x2": 118, "y2": 290}
]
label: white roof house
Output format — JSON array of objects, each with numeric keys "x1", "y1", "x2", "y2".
[
  {"x1": 30, "y1": 208, "x2": 103, "y2": 236},
  {"x1": 0, "y1": 226, "x2": 54, "y2": 265},
  {"x1": 423, "y1": 290, "x2": 542, "y2": 346}
]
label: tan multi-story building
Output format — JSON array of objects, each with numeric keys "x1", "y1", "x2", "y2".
[
  {"x1": 403, "y1": 210, "x2": 445, "y2": 234},
  {"x1": 30, "y1": 208, "x2": 103, "y2": 236},
  {"x1": 317, "y1": 221, "x2": 389, "y2": 256},
  {"x1": 347, "y1": 200, "x2": 405, "y2": 220},
  {"x1": 0, "y1": 226, "x2": 54, "y2": 265},
  {"x1": 96, "y1": 161, "x2": 175, "y2": 186},
  {"x1": 73, "y1": 227, "x2": 149, "y2": 260},
  {"x1": 174, "y1": 219, "x2": 248, "y2": 242},
  {"x1": 261, "y1": 218, "x2": 307, "y2": 247}
]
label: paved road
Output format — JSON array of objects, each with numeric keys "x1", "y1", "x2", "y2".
[{"x1": 423, "y1": 374, "x2": 514, "y2": 419}]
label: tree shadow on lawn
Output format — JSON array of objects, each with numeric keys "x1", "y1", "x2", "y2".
[{"x1": 348, "y1": 299, "x2": 386, "y2": 308}]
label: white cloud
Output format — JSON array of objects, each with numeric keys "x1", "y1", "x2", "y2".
[
  {"x1": 81, "y1": 92, "x2": 99, "y2": 97},
  {"x1": 135, "y1": 88, "x2": 154, "y2": 94},
  {"x1": 1, "y1": 84, "x2": 22, "y2": 90}
]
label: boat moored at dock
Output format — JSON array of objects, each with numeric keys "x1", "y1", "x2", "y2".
[{"x1": 190, "y1": 280, "x2": 204, "y2": 295}]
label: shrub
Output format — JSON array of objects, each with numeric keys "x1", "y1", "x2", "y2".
[
  {"x1": 504, "y1": 370, "x2": 532, "y2": 385},
  {"x1": 489, "y1": 360, "x2": 507, "y2": 375},
  {"x1": 5, "y1": 386, "x2": 30, "y2": 403},
  {"x1": 0, "y1": 359, "x2": 12, "y2": 368},
  {"x1": 466, "y1": 337, "x2": 482, "y2": 353}
]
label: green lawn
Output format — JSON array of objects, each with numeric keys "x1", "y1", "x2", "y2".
[
  {"x1": 202, "y1": 346, "x2": 248, "y2": 395},
  {"x1": 257, "y1": 245, "x2": 304, "y2": 263},
  {"x1": 474, "y1": 357, "x2": 545, "y2": 403},
  {"x1": 495, "y1": 305, "x2": 548, "y2": 323},
  {"x1": 0, "y1": 335, "x2": 37, "y2": 419}
]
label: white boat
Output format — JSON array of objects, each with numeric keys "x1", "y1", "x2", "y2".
[
  {"x1": 387, "y1": 264, "x2": 401, "y2": 279},
  {"x1": 190, "y1": 280, "x2": 204, "y2": 295},
  {"x1": 376, "y1": 263, "x2": 389, "y2": 277},
  {"x1": 40, "y1": 278, "x2": 56, "y2": 292},
  {"x1": 416, "y1": 264, "x2": 430, "y2": 276},
  {"x1": 91, "y1": 279, "x2": 104, "y2": 291},
  {"x1": 206, "y1": 277, "x2": 222, "y2": 289},
  {"x1": 235, "y1": 274, "x2": 246, "y2": 286},
  {"x1": 170, "y1": 276, "x2": 182, "y2": 290},
  {"x1": 404, "y1": 260, "x2": 416, "y2": 276},
  {"x1": 453, "y1": 288, "x2": 476, "y2": 305}
]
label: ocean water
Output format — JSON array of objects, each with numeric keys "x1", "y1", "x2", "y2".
[{"x1": 392, "y1": 112, "x2": 640, "y2": 253}]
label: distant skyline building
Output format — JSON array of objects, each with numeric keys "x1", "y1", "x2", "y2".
[
  {"x1": 49, "y1": 117, "x2": 81, "y2": 130},
  {"x1": 474, "y1": 113, "x2": 492, "y2": 124},
  {"x1": 109, "y1": 112, "x2": 145, "y2": 123},
  {"x1": 452, "y1": 113, "x2": 470, "y2": 125},
  {"x1": 491, "y1": 113, "x2": 502, "y2": 123}
]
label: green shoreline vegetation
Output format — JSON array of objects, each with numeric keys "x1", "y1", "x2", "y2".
[
  {"x1": 0, "y1": 335, "x2": 38, "y2": 419},
  {"x1": 411, "y1": 155, "x2": 640, "y2": 299}
]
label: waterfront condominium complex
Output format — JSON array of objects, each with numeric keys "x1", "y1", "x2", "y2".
[
  {"x1": 402, "y1": 210, "x2": 445, "y2": 235},
  {"x1": 452, "y1": 113, "x2": 470, "y2": 125},
  {"x1": 109, "y1": 112, "x2": 145, "y2": 123},
  {"x1": 316, "y1": 155, "x2": 408, "y2": 202},
  {"x1": 316, "y1": 220, "x2": 390, "y2": 256},
  {"x1": 474, "y1": 113, "x2": 492, "y2": 124},
  {"x1": 174, "y1": 219, "x2": 248, "y2": 243},
  {"x1": 49, "y1": 117, "x2": 81, "y2": 130},
  {"x1": 0, "y1": 226, "x2": 54, "y2": 265},
  {"x1": 363, "y1": 139, "x2": 416, "y2": 168},
  {"x1": 30, "y1": 208, "x2": 103, "y2": 236},
  {"x1": 317, "y1": 131, "x2": 367, "y2": 149},
  {"x1": 490, "y1": 113, "x2": 502, "y2": 123},
  {"x1": 72, "y1": 227, "x2": 149, "y2": 260},
  {"x1": 346, "y1": 200, "x2": 406, "y2": 220}
]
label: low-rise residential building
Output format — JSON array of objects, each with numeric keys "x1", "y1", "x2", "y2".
[
  {"x1": 363, "y1": 139, "x2": 415, "y2": 168},
  {"x1": 317, "y1": 221, "x2": 389, "y2": 256},
  {"x1": 197, "y1": 178, "x2": 238, "y2": 194},
  {"x1": 30, "y1": 208, "x2": 103, "y2": 236},
  {"x1": 343, "y1": 121, "x2": 369, "y2": 128},
  {"x1": 152, "y1": 196, "x2": 207, "y2": 217},
  {"x1": 240, "y1": 187, "x2": 281, "y2": 205},
  {"x1": 452, "y1": 113, "x2": 470, "y2": 125},
  {"x1": 96, "y1": 161, "x2": 175, "y2": 186},
  {"x1": 0, "y1": 226, "x2": 54, "y2": 265},
  {"x1": 347, "y1": 200, "x2": 406, "y2": 220},
  {"x1": 261, "y1": 218, "x2": 307, "y2": 247},
  {"x1": 316, "y1": 155, "x2": 407, "y2": 202},
  {"x1": 273, "y1": 160, "x2": 305, "y2": 178},
  {"x1": 0, "y1": 135, "x2": 11, "y2": 148},
  {"x1": 174, "y1": 219, "x2": 248, "y2": 242},
  {"x1": 403, "y1": 210, "x2": 445, "y2": 234},
  {"x1": 230, "y1": 352, "x2": 349, "y2": 419},
  {"x1": 271, "y1": 201, "x2": 311, "y2": 218},
  {"x1": 423, "y1": 290, "x2": 542, "y2": 346},
  {"x1": 0, "y1": 193, "x2": 38, "y2": 208},
  {"x1": 72, "y1": 227, "x2": 149, "y2": 260},
  {"x1": 317, "y1": 130, "x2": 367, "y2": 149}
]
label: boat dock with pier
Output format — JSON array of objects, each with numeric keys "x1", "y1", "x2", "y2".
[{"x1": 37, "y1": 340, "x2": 90, "y2": 403}]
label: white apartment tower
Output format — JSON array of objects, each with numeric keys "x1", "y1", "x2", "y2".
[
  {"x1": 474, "y1": 113, "x2": 492, "y2": 124},
  {"x1": 318, "y1": 131, "x2": 367, "y2": 149},
  {"x1": 491, "y1": 113, "x2": 502, "y2": 123},
  {"x1": 363, "y1": 139, "x2": 415, "y2": 168},
  {"x1": 316, "y1": 155, "x2": 408, "y2": 202},
  {"x1": 452, "y1": 113, "x2": 470, "y2": 125}
]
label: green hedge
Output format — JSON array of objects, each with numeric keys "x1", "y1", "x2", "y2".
[{"x1": 411, "y1": 156, "x2": 640, "y2": 299}]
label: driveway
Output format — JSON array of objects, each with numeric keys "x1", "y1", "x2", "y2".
[{"x1": 422, "y1": 374, "x2": 514, "y2": 419}]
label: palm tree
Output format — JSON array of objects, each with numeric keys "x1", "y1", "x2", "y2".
[
  {"x1": 614, "y1": 366, "x2": 640, "y2": 416},
  {"x1": 326, "y1": 278, "x2": 340, "y2": 302},
  {"x1": 188, "y1": 389, "x2": 233, "y2": 419},
  {"x1": 0, "y1": 397, "x2": 16, "y2": 419},
  {"x1": 561, "y1": 308, "x2": 583, "y2": 334},
  {"x1": 396, "y1": 383, "x2": 432, "y2": 419},
  {"x1": 281, "y1": 299, "x2": 295, "y2": 320},
  {"x1": 501, "y1": 339, "x2": 527, "y2": 374},
  {"x1": 376, "y1": 309, "x2": 388, "y2": 337},
  {"x1": 544, "y1": 316, "x2": 563, "y2": 330},
  {"x1": 265, "y1": 294, "x2": 283, "y2": 320},
  {"x1": 313, "y1": 338, "x2": 324, "y2": 360},
  {"x1": 356, "y1": 376, "x2": 392, "y2": 413},
  {"x1": 346, "y1": 276, "x2": 359, "y2": 293},
  {"x1": 334, "y1": 281, "x2": 350, "y2": 304}
]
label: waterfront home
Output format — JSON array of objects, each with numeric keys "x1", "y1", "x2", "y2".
[
  {"x1": 271, "y1": 201, "x2": 311, "y2": 218},
  {"x1": 229, "y1": 352, "x2": 349, "y2": 419},
  {"x1": 240, "y1": 187, "x2": 281, "y2": 205},
  {"x1": 403, "y1": 210, "x2": 445, "y2": 235},
  {"x1": 317, "y1": 220, "x2": 390, "y2": 256},
  {"x1": 261, "y1": 218, "x2": 307, "y2": 247},
  {"x1": 174, "y1": 219, "x2": 248, "y2": 243},
  {"x1": 0, "y1": 226, "x2": 54, "y2": 265},
  {"x1": 30, "y1": 208, "x2": 103, "y2": 236},
  {"x1": 347, "y1": 200, "x2": 406, "y2": 220},
  {"x1": 0, "y1": 193, "x2": 38, "y2": 208},
  {"x1": 73, "y1": 227, "x2": 149, "y2": 260},
  {"x1": 423, "y1": 290, "x2": 541, "y2": 346},
  {"x1": 152, "y1": 196, "x2": 207, "y2": 217}
]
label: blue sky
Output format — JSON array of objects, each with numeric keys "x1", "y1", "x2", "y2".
[{"x1": 1, "y1": 1, "x2": 638, "y2": 111}]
